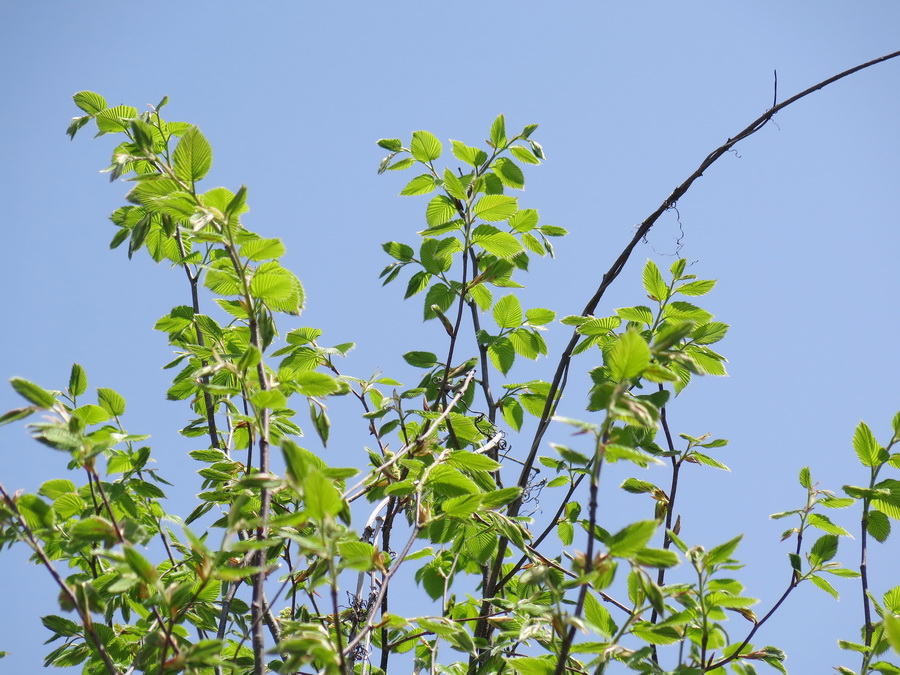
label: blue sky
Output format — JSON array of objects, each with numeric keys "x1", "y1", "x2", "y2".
[{"x1": 1, "y1": 2, "x2": 898, "y2": 672}]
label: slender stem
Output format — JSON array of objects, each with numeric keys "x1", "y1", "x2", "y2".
[
  {"x1": 553, "y1": 433, "x2": 607, "y2": 675},
  {"x1": 0, "y1": 484, "x2": 122, "y2": 675},
  {"x1": 173, "y1": 227, "x2": 222, "y2": 450},
  {"x1": 476, "y1": 49, "x2": 900, "y2": 654}
]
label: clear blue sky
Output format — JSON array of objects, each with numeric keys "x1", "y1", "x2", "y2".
[{"x1": 1, "y1": 2, "x2": 898, "y2": 672}]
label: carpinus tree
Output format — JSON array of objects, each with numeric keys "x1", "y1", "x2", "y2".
[{"x1": 1, "y1": 49, "x2": 900, "y2": 675}]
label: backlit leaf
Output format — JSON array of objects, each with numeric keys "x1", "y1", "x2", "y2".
[
  {"x1": 410, "y1": 130, "x2": 442, "y2": 162},
  {"x1": 606, "y1": 330, "x2": 650, "y2": 382},
  {"x1": 473, "y1": 195, "x2": 517, "y2": 222},
  {"x1": 493, "y1": 294, "x2": 523, "y2": 329},
  {"x1": 173, "y1": 126, "x2": 213, "y2": 183}
]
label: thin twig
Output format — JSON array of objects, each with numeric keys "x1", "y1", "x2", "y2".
[
  {"x1": 473, "y1": 47, "x2": 900, "y2": 658},
  {"x1": 0, "y1": 484, "x2": 122, "y2": 675}
]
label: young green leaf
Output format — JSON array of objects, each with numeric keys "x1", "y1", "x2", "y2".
[
  {"x1": 410, "y1": 130, "x2": 442, "y2": 163},
  {"x1": 606, "y1": 330, "x2": 650, "y2": 382},
  {"x1": 643, "y1": 259, "x2": 668, "y2": 301},
  {"x1": 473, "y1": 195, "x2": 517, "y2": 222},
  {"x1": 493, "y1": 294, "x2": 523, "y2": 329},
  {"x1": 72, "y1": 90, "x2": 107, "y2": 115},
  {"x1": 68, "y1": 364, "x2": 87, "y2": 397},
  {"x1": 400, "y1": 174, "x2": 437, "y2": 196},
  {"x1": 853, "y1": 421, "x2": 881, "y2": 467},
  {"x1": 493, "y1": 158, "x2": 524, "y2": 189},
  {"x1": 489, "y1": 114, "x2": 507, "y2": 148},
  {"x1": 10, "y1": 378, "x2": 57, "y2": 408},
  {"x1": 173, "y1": 126, "x2": 213, "y2": 183},
  {"x1": 451, "y1": 140, "x2": 487, "y2": 167}
]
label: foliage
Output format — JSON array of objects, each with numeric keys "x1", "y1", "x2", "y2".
[{"x1": 0, "y1": 88, "x2": 898, "y2": 675}]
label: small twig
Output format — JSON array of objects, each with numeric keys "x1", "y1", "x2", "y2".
[{"x1": 0, "y1": 484, "x2": 122, "y2": 675}]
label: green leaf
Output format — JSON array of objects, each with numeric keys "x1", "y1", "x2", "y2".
[
  {"x1": 377, "y1": 138, "x2": 402, "y2": 151},
  {"x1": 472, "y1": 231, "x2": 523, "y2": 258},
  {"x1": 70, "y1": 516, "x2": 116, "y2": 543},
  {"x1": 338, "y1": 541, "x2": 376, "y2": 571},
  {"x1": 442, "y1": 168, "x2": 468, "y2": 200},
  {"x1": 642, "y1": 260, "x2": 668, "y2": 301},
  {"x1": 473, "y1": 195, "x2": 517, "y2": 222},
  {"x1": 630, "y1": 623, "x2": 682, "y2": 645},
  {"x1": 42, "y1": 614, "x2": 80, "y2": 637},
  {"x1": 173, "y1": 126, "x2": 213, "y2": 183},
  {"x1": 423, "y1": 283, "x2": 455, "y2": 320},
  {"x1": 410, "y1": 130, "x2": 442, "y2": 162},
  {"x1": 489, "y1": 114, "x2": 507, "y2": 148},
  {"x1": 425, "y1": 195, "x2": 457, "y2": 227},
  {"x1": 480, "y1": 487, "x2": 521, "y2": 509},
  {"x1": 501, "y1": 397, "x2": 524, "y2": 431},
  {"x1": 493, "y1": 158, "x2": 524, "y2": 189},
  {"x1": 39, "y1": 479, "x2": 76, "y2": 500},
  {"x1": 240, "y1": 238, "x2": 286, "y2": 261},
  {"x1": 95, "y1": 105, "x2": 138, "y2": 133},
  {"x1": 510, "y1": 145, "x2": 541, "y2": 165},
  {"x1": 606, "y1": 330, "x2": 650, "y2": 382},
  {"x1": 807, "y1": 513, "x2": 851, "y2": 536},
  {"x1": 633, "y1": 548, "x2": 680, "y2": 568},
  {"x1": 809, "y1": 534, "x2": 839, "y2": 565},
  {"x1": 385, "y1": 157, "x2": 415, "y2": 172},
  {"x1": 250, "y1": 262, "x2": 304, "y2": 315},
  {"x1": 426, "y1": 464, "x2": 480, "y2": 497},
  {"x1": 508, "y1": 657, "x2": 555, "y2": 675},
  {"x1": 872, "y1": 480, "x2": 900, "y2": 520},
  {"x1": 853, "y1": 421, "x2": 880, "y2": 467},
  {"x1": 72, "y1": 404, "x2": 110, "y2": 426},
  {"x1": 293, "y1": 371, "x2": 342, "y2": 397},
  {"x1": 867, "y1": 509, "x2": 891, "y2": 542},
  {"x1": 442, "y1": 495, "x2": 482, "y2": 518},
  {"x1": 557, "y1": 520, "x2": 574, "y2": 545},
  {"x1": 577, "y1": 316, "x2": 622, "y2": 336},
  {"x1": 72, "y1": 91, "x2": 107, "y2": 114},
  {"x1": 17, "y1": 494, "x2": 55, "y2": 529},
  {"x1": 706, "y1": 534, "x2": 742, "y2": 566},
  {"x1": 67, "y1": 115, "x2": 91, "y2": 140},
  {"x1": 488, "y1": 338, "x2": 515, "y2": 375},
  {"x1": 10, "y1": 377, "x2": 57, "y2": 408},
  {"x1": 123, "y1": 546, "x2": 158, "y2": 583},
  {"x1": 884, "y1": 613, "x2": 900, "y2": 657},
  {"x1": 446, "y1": 451, "x2": 501, "y2": 472},
  {"x1": 68, "y1": 364, "x2": 87, "y2": 397},
  {"x1": 525, "y1": 308, "x2": 555, "y2": 325},
  {"x1": 808, "y1": 574, "x2": 839, "y2": 599},
  {"x1": 405, "y1": 270, "x2": 431, "y2": 298},
  {"x1": 676, "y1": 279, "x2": 717, "y2": 296},
  {"x1": 691, "y1": 321, "x2": 729, "y2": 345},
  {"x1": 583, "y1": 592, "x2": 617, "y2": 636},
  {"x1": 799, "y1": 466, "x2": 812, "y2": 488},
  {"x1": 251, "y1": 389, "x2": 287, "y2": 410},
  {"x1": 616, "y1": 306, "x2": 654, "y2": 325},
  {"x1": 403, "y1": 351, "x2": 438, "y2": 368},
  {"x1": 509, "y1": 208, "x2": 539, "y2": 233},
  {"x1": 382, "y1": 241, "x2": 414, "y2": 262},
  {"x1": 303, "y1": 471, "x2": 343, "y2": 520},
  {"x1": 608, "y1": 520, "x2": 657, "y2": 558},
  {"x1": 400, "y1": 174, "x2": 437, "y2": 196},
  {"x1": 663, "y1": 301, "x2": 714, "y2": 324},
  {"x1": 493, "y1": 294, "x2": 523, "y2": 329},
  {"x1": 97, "y1": 387, "x2": 126, "y2": 416},
  {"x1": 451, "y1": 140, "x2": 487, "y2": 167}
]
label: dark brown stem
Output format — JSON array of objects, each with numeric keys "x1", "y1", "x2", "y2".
[
  {"x1": 477, "y1": 49, "x2": 900, "y2": 652},
  {"x1": 554, "y1": 435, "x2": 607, "y2": 675},
  {"x1": 173, "y1": 227, "x2": 222, "y2": 451},
  {"x1": 0, "y1": 484, "x2": 122, "y2": 675}
]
